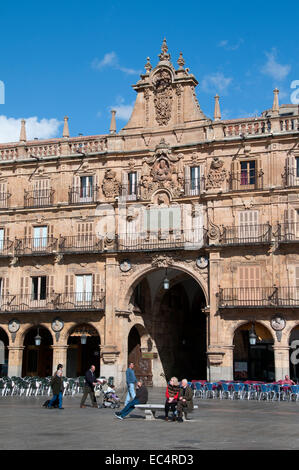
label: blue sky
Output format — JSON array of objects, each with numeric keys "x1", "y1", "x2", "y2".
[{"x1": 0, "y1": 0, "x2": 298, "y2": 142}]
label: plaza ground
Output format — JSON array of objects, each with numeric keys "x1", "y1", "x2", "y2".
[{"x1": 0, "y1": 387, "x2": 299, "y2": 450}]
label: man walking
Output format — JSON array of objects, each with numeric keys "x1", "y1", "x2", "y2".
[
  {"x1": 80, "y1": 365, "x2": 98, "y2": 408},
  {"x1": 115, "y1": 380, "x2": 148, "y2": 420},
  {"x1": 48, "y1": 364, "x2": 64, "y2": 409},
  {"x1": 124, "y1": 362, "x2": 137, "y2": 406}
]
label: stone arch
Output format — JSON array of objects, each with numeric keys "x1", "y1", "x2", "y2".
[
  {"x1": 20, "y1": 322, "x2": 55, "y2": 345},
  {"x1": 66, "y1": 322, "x2": 101, "y2": 377},
  {"x1": 120, "y1": 263, "x2": 208, "y2": 312},
  {"x1": 228, "y1": 319, "x2": 275, "y2": 346}
]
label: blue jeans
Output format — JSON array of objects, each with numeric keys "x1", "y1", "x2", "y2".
[
  {"x1": 48, "y1": 392, "x2": 63, "y2": 408},
  {"x1": 125, "y1": 383, "x2": 136, "y2": 405},
  {"x1": 120, "y1": 398, "x2": 140, "y2": 418}
]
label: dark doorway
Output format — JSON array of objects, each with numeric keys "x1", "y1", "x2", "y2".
[
  {"x1": 22, "y1": 326, "x2": 53, "y2": 377},
  {"x1": 67, "y1": 324, "x2": 100, "y2": 378},
  {"x1": 0, "y1": 328, "x2": 9, "y2": 377}
]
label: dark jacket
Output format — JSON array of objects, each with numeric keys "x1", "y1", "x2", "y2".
[
  {"x1": 85, "y1": 369, "x2": 97, "y2": 390},
  {"x1": 178, "y1": 385, "x2": 193, "y2": 412},
  {"x1": 51, "y1": 373, "x2": 64, "y2": 395},
  {"x1": 135, "y1": 385, "x2": 148, "y2": 404}
]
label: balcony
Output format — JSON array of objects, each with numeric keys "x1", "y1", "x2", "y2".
[
  {"x1": 24, "y1": 189, "x2": 54, "y2": 208},
  {"x1": 218, "y1": 287, "x2": 299, "y2": 308},
  {"x1": 184, "y1": 177, "x2": 205, "y2": 197},
  {"x1": 0, "y1": 292, "x2": 105, "y2": 313},
  {"x1": 0, "y1": 239, "x2": 14, "y2": 257},
  {"x1": 220, "y1": 224, "x2": 272, "y2": 246},
  {"x1": 120, "y1": 183, "x2": 140, "y2": 201},
  {"x1": 15, "y1": 237, "x2": 58, "y2": 256},
  {"x1": 277, "y1": 223, "x2": 299, "y2": 243},
  {"x1": 117, "y1": 229, "x2": 207, "y2": 252},
  {"x1": 229, "y1": 170, "x2": 263, "y2": 191},
  {"x1": 0, "y1": 192, "x2": 11, "y2": 209},
  {"x1": 68, "y1": 186, "x2": 98, "y2": 204},
  {"x1": 59, "y1": 235, "x2": 103, "y2": 254}
]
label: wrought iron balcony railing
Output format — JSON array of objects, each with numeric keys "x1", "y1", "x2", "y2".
[
  {"x1": 120, "y1": 183, "x2": 140, "y2": 201},
  {"x1": 218, "y1": 287, "x2": 299, "y2": 308},
  {"x1": 68, "y1": 186, "x2": 98, "y2": 204},
  {"x1": 59, "y1": 235, "x2": 103, "y2": 253},
  {"x1": 15, "y1": 237, "x2": 58, "y2": 255},
  {"x1": 0, "y1": 292, "x2": 105, "y2": 313},
  {"x1": 184, "y1": 177, "x2": 206, "y2": 196},
  {"x1": 229, "y1": 170, "x2": 264, "y2": 191},
  {"x1": 24, "y1": 189, "x2": 54, "y2": 208},
  {"x1": 0, "y1": 192, "x2": 11, "y2": 209},
  {"x1": 277, "y1": 223, "x2": 299, "y2": 243},
  {"x1": 0, "y1": 239, "x2": 14, "y2": 256},
  {"x1": 117, "y1": 229, "x2": 207, "y2": 252},
  {"x1": 220, "y1": 224, "x2": 272, "y2": 245}
]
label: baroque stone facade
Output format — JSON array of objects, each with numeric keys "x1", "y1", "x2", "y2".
[{"x1": 0, "y1": 40, "x2": 299, "y2": 386}]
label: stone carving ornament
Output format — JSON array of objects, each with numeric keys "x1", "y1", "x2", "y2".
[
  {"x1": 153, "y1": 69, "x2": 173, "y2": 126},
  {"x1": 102, "y1": 169, "x2": 120, "y2": 198},
  {"x1": 206, "y1": 157, "x2": 227, "y2": 189}
]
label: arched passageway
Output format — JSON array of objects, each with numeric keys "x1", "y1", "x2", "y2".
[
  {"x1": 128, "y1": 268, "x2": 207, "y2": 384},
  {"x1": 67, "y1": 324, "x2": 101, "y2": 377},
  {"x1": 233, "y1": 322, "x2": 275, "y2": 381},
  {"x1": 22, "y1": 326, "x2": 53, "y2": 377},
  {"x1": 0, "y1": 328, "x2": 9, "y2": 377}
]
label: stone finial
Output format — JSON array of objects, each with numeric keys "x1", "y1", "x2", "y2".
[
  {"x1": 177, "y1": 52, "x2": 185, "y2": 70},
  {"x1": 19, "y1": 119, "x2": 27, "y2": 142},
  {"x1": 110, "y1": 110, "x2": 117, "y2": 134},
  {"x1": 214, "y1": 94, "x2": 221, "y2": 121},
  {"x1": 272, "y1": 88, "x2": 279, "y2": 115},
  {"x1": 144, "y1": 57, "x2": 152, "y2": 74},
  {"x1": 63, "y1": 116, "x2": 70, "y2": 138},
  {"x1": 158, "y1": 38, "x2": 171, "y2": 62}
]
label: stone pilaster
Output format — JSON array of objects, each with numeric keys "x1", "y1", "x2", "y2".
[
  {"x1": 7, "y1": 346, "x2": 25, "y2": 377},
  {"x1": 273, "y1": 345, "x2": 290, "y2": 381},
  {"x1": 51, "y1": 345, "x2": 68, "y2": 374}
]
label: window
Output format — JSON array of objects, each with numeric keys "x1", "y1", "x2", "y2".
[
  {"x1": 296, "y1": 158, "x2": 299, "y2": 179},
  {"x1": 0, "y1": 228, "x2": 4, "y2": 251},
  {"x1": 80, "y1": 176, "x2": 93, "y2": 201},
  {"x1": 128, "y1": 172, "x2": 137, "y2": 197},
  {"x1": 33, "y1": 226, "x2": 48, "y2": 249},
  {"x1": 240, "y1": 161, "x2": 256, "y2": 186},
  {"x1": 190, "y1": 167, "x2": 200, "y2": 195},
  {"x1": 239, "y1": 265, "x2": 261, "y2": 304},
  {"x1": 238, "y1": 211, "x2": 259, "y2": 241},
  {"x1": 75, "y1": 274, "x2": 92, "y2": 302},
  {"x1": 32, "y1": 276, "x2": 47, "y2": 301}
]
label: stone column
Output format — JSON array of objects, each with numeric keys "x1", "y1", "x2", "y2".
[
  {"x1": 273, "y1": 345, "x2": 290, "y2": 381},
  {"x1": 51, "y1": 345, "x2": 68, "y2": 374},
  {"x1": 100, "y1": 255, "x2": 120, "y2": 380},
  {"x1": 7, "y1": 346, "x2": 25, "y2": 377}
]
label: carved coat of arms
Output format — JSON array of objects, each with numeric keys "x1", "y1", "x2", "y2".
[
  {"x1": 153, "y1": 70, "x2": 173, "y2": 126},
  {"x1": 102, "y1": 169, "x2": 120, "y2": 198}
]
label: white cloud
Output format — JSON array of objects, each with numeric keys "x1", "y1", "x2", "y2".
[
  {"x1": 261, "y1": 49, "x2": 291, "y2": 81},
  {"x1": 201, "y1": 72, "x2": 233, "y2": 94},
  {"x1": 92, "y1": 52, "x2": 141, "y2": 75},
  {"x1": 109, "y1": 97, "x2": 134, "y2": 121},
  {"x1": 0, "y1": 116, "x2": 62, "y2": 143},
  {"x1": 218, "y1": 39, "x2": 243, "y2": 51}
]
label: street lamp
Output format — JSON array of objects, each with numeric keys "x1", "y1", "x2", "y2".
[
  {"x1": 163, "y1": 269, "x2": 170, "y2": 290},
  {"x1": 34, "y1": 328, "x2": 42, "y2": 346},
  {"x1": 249, "y1": 323, "x2": 257, "y2": 346}
]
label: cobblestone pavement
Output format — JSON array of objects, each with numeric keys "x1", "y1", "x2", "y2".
[{"x1": 1, "y1": 387, "x2": 299, "y2": 450}]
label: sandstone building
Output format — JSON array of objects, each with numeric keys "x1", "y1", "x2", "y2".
[{"x1": 0, "y1": 40, "x2": 298, "y2": 386}]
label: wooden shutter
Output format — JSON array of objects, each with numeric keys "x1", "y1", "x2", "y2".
[
  {"x1": 24, "y1": 226, "x2": 32, "y2": 239},
  {"x1": 286, "y1": 155, "x2": 296, "y2": 187},
  {"x1": 239, "y1": 211, "x2": 259, "y2": 239},
  {"x1": 231, "y1": 161, "x2": 239, "y2": 190},
  {"x1": 20, "y1": 276, "x2": 30, "y2": 296},
  {"x1": 2, "y1": 277, "x2": 9, "y2": 296},
  {"x1": 239, "y1": 266, "x2": 261, "y2": 288},
  {"x1": 65, "y1": 274, "x2": 74, "y2": 294},
  {"x1": 121, "y1": 172, "x2": 127, "y2": 199},
  {"x1": 184, "y1": 166, "x2": 190, "y2": 195},
  {"x1": 92, "y1": 273, "x2": 101, "y2": 295},
  {"x1": 47, "y1": 275, "x2": 54, "y2": 295},
  {"x1": 284, "y1": 209, "x2": 296, "y2": 240},
  {"x1": 256, "y1": 159, "x2": 262, "y2": 189}
]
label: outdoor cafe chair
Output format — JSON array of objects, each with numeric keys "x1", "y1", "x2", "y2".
[
  {"x1": 220, "y1": 382, "x2": 233, "y2": 400},
  {"x1": 231, "y1": 383, "x2": 244, "y2": 400},
  {"x1": 258, "y1": 384, "x2": 272, "y2": 401},
  {"x1": 289, "y1": 385, "x2": 299, "y2": 402}
]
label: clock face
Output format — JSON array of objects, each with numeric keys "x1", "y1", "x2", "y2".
[
  {"x1": 8, "y1": 319, "x2": 20, "y2": 333},
  {"x1": 196, "y1": 257, "x2": 209, "y2": 269},
  {"x1": 52, "y1": 318, "x2": 64, "y2": 332},
  {"x1": 271, "y1": 316, "x2": 286, "y2": 331},
  {"x1": 120, "y1": 260, "x2": 132, "y2": 272}
]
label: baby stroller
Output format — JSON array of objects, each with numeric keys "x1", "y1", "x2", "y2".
[{"x1": 102, "y1": 386, "x2": 120, "y2": 409}]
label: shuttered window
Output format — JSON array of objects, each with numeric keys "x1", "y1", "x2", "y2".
[
  {"x1": 239, "y1": 211, "x2": 259, "y2": 240},
  {"x1": 33, "y1": 226, "x2": 48, "y2": 249},
  {"x1": 75, "y1": 274, "x2": 92, "y2": 302},
  {"x1": 239, "y1": 265, "x2": 261, "y2": 303}
]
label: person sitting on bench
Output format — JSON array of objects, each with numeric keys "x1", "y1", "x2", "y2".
[
  {"x1": 115, "y1": 379, "x2": 148, "y2": 420},
  {"x1": 165, "y1": 376, "x2": 180, "y2": 421},
  {"x1": 177, "y1": 378, "x2": 193, "y2": 422}
]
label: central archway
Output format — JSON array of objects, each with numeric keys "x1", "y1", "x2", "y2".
[{"x1": 127, "y1": 267, "x2": 207, "y2": 385}]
